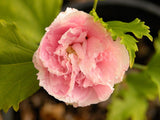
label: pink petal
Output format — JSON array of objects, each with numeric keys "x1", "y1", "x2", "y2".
[
  {"x1": 87, "y1": 37, "x2": 105, "y2": 58},
  {"x1": 69, "y1": 84, "x2": 99, "y2": 107},
  {"x1": 93, "y1": 84, "x2": 114, "y2": 101},
  {"x1": 109, "y1": 39, "x2": 129, "y2": 83}
]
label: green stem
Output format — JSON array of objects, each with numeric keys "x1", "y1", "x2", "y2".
[
  {"x1": 93, "y1": 0, "x2": 98, "y2": 10},
  {"x1": 132, "y1": 63, "x2": 147, "y2": 71}
]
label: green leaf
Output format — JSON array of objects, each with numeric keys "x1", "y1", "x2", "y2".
[
  {"x1": 146, "y1": 51, "x2": 160, "y2": 100},
  {"x1": 154, "y1": 31, "x2": 160, "y2": 52},
  {"x1": 106, "y1": 18, "x2": 153, "y2": 41},
  {"x1": 0, "y1": 0, "x2": 62, "y2": 112},
  {"x1": 106, "y1": 18, "x2": 153, "y2": 67},
  {"x1": 0, "y1": 20, "x2": 39, "y2": 112},
  {"x1": 120, "y1": 35, "x2": 138, "y2": 67},
  {"x1": 90, "y1": 9, "x2": 152, "y2": 67},
  {"x1": 0, "y1": 63, "x2": 39, "y2": 112},
  {"x1": 107, "y1": 86, "x2": 148, "y2": 120},
  {"x1": 107, "y1": 71, "x2": 157, "y2": 120},
  {"x1": 107, "y1": 70, "x2": 158, "y2": 120},
  {"x1": 127, "y1": 72, "x2": 158, "y2": 100},
  {"x1": 0, "y1": 0, "x2": 62, "y2": 45},
  {"x1": 145, "y1": 32, "x2": 160, "y2": 100}
]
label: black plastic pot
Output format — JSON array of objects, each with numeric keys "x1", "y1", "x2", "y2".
[{"x1": 64, "y1": 0, "x2": 160, "y2": 64}]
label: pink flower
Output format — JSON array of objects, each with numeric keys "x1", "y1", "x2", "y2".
[{"x1": 33, "y1": 8, "x2": 129, "y2": 107}]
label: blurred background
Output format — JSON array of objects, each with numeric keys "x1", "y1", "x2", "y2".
[{"x1": 0, "y1": 0, "x2": 160, "y2": 120}]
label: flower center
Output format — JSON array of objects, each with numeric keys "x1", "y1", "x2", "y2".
[{"x1": 66, "y1": 46, "x2": 76, "y2": 55}]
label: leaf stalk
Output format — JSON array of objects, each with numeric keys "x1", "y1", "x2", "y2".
[{"x1": 132, "y1": 63, "x2": 147, "y2": 71}]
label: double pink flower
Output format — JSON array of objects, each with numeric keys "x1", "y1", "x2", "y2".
[{"x1": 33, "y1": 8, "x2": 129, "y2": 107}]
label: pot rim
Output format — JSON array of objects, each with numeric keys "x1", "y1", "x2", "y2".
[{"x1": 63, "y1": 0, "x2": 160, "y2": 17}]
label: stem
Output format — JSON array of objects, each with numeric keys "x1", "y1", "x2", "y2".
[
  {"x1": 93, "y1": 0, "x2": 98, "y2": 10},
  {"x1": 132, "y1": 63, "x2": 147, "y2": 71}
]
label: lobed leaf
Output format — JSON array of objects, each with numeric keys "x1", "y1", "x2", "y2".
[
  {"x1": 154, "y1": 31, "x2": 160, "y2": 52},
  {"x1": 126, "y1": 72, "x2": 158, "y2": 100},
  {"x1": 107, "y1": 71, "x2": 158, "y2": 120},
  {"x1": 0, "y1": 0, "x2": 62, "y2": 45},
  {"x1": 106, "y1": 18, "x2": 152, "y2": 41},
  {"x1": 107, "y1": 86, "x2": 148, "y2": 120},
  {"x1": 90, "y1": 9, "x2": 152, "y2": 67},
  {"x1": 0, "y1": 20, "x2": 39, "y2": 112},
  {"x1": 145, "y1": 32, "x2": 160, "y2": 100},
  {"x1": 146, "y1": 51, "x2": 160, "y2": 100},
  {"x1": 0, "y1": 63, "x2": 39, "y2": 112},
  {"x1": 106, "y1": 18, "x2": 152, "y2": 67},
  {"x1": 0, "y1": 0, "x2": 62, "y2": 112}
]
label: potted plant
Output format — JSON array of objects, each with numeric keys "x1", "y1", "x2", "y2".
[{"x1": 1, "y1": 0, "x2": 160, "y2": 120}]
